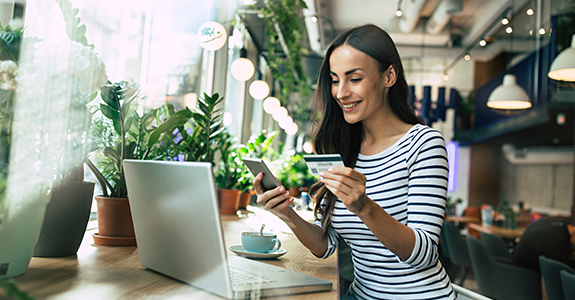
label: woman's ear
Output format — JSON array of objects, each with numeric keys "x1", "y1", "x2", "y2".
[{"x1": 384, "y1": 65, "x2": 397, "y2": 87}]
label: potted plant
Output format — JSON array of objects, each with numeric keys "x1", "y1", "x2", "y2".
[
  {"x1": 214, "y1": 131, "x2": 244, "y2": 214},
  {"x1": 86, "y1": 80, "x2": 160, "y2": 246},
  {"x1": 276, "y1": 152, "x2": 312, "y2": 197}
]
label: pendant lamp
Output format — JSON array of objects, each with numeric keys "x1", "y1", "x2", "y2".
[
  {"x1": 548, "y1": 34, "x2": 575, "y2": 82},
  {"x1": 231, "y1": 48, "x2": 254, "y2": 81},
  {"x1": 487, "y1": 74, "x2": 531, "y2": 110},
  {"x1": 486, "y1": 2, "x2": 531, "y2": 112}
]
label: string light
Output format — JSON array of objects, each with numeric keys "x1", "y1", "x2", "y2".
[
  {"x1": 506, "y1": 26, "x2": 513, "y2": 34},
  {"x1": 395, "y1": 0, "x2": 403, "y2": 17},
  {"x1": 526, "y1": 8, "x2": 534, "y2": 15},
  {"x1": 479, "y1": 39, "x2": 487, "y2": 47}
]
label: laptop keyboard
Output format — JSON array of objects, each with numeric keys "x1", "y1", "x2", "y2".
[{"x1": 229, "y1": 268, "x2": 276, "y2": 286}]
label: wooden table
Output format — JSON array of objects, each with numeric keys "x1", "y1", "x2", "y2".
[
  {"x1": 9, "y1": 207, "x2": 337, "y2": 300},
  {"x1": 467, "y1": 222, "x2": 526, "y2": 240},
  {"x1": 445, "y1": 216, "x2": 480, "y2": 224}
]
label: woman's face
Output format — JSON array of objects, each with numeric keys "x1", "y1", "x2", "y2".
[{"x1": 329, "y1": 44, "x2": 391, "y2": 125}]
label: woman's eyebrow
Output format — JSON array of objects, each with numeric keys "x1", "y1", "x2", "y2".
[{"x1": 329, "y1": 68, "x2": 364, "y2": 76}]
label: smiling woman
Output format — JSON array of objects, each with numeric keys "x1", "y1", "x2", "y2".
[{"x1": 253, "y1": 24, "x2": 453, "y2": 299}]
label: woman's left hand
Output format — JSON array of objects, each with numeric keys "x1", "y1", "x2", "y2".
[{"x1": 319, "y1": 167, "x2": 367, "y2": 215}]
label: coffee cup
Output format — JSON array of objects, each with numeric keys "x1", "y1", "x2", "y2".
[{"x1": 241, "y1": 232, "x2": 281, "y2": 253}]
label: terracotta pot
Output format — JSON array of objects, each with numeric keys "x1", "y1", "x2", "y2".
[
  {"x1": 217, "y1": 188, "x2": 241, "y2": 215},
  {"x1": 238, "y1": 191, "x2": 252, "y2": 209},
  {"x1": 94, "y1": 196, "x2": 136, "y2": 246},
  {"x1": 289, "y1": 187, "x2": 301, "y2": 198}
]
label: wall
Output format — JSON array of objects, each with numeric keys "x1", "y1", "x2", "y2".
[{"x1": 500, "y1": 159, "x2": 574, "y2": 216}]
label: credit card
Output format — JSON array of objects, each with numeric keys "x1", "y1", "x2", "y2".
[{"x1": 303, "y1": 154, "x2": 345, "y2": 176}]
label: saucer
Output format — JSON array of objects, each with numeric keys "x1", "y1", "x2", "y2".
[{"x1": 229, "y1": 245, "x2": 287, "y2": 259}]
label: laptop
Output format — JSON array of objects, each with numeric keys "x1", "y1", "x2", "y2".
[{"x1": 122, "y1": 159, "x2": 332, "y2": 299}]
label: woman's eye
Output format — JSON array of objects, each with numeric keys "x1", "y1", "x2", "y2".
[
  {"x1": 331, "y1": 79, "x2": 339, "y2": 84},
  {"x1": 350, "y1": 78, "x2": 363, "y2": 83}
]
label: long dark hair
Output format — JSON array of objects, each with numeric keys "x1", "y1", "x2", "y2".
[{"x1": 309, "y1": 24, "x2": 423, "y2": 237}]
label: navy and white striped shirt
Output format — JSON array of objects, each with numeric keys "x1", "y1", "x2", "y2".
[{"x1": 314, "y1": 124, "x2": 454, "y2": 299}]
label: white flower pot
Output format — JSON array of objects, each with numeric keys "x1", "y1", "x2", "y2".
[{"x1": 0, "y1": 202, "x2": 47, "y2": 278}]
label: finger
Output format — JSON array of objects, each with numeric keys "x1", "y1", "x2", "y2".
[
  {"x1": 320, "y1": 171, "x2": 355, "y2": 191},
  {"x1": 252, "y1": 172, "x2": 265, "y2": 195},
  {"x1": 328, "y1": 167, "x2": 366, "y2": 183},
  {"x1": 263, "y1": 190, "x2": 291, "y2": 210},
  {"x1": 256, "y1": 186, "x2": 287, "y2": 206}
]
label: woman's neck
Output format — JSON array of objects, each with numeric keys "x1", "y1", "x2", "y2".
[{"x1": 361, "y1": 109, "x2": 412, "y2": 156}]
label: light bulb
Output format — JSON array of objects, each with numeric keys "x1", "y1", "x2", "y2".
[
  {"x1": 263, "y1": 97, "x2": 281, "y2": 114},
  {"x1": 272, "y1": 107, "x2": 288, "y2": 121},
  {"x1": 285, "y1": 123, "x2": 298, "y2": 135},
  {"x1": 230, "y1": 58, "x2": 254, "y2": 81},
  {"x1": 249, "y1": 80, "x2": 270, "y2": 100},
  {"x1": 479, "y1": 39, "x2": 487, "y2": 47}
]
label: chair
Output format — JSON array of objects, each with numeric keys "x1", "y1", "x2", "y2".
[
  {"x1": 560, "y1": 270, "x2": 575, "y2": 300},
  {"x1": 463, "y1": 206, "x2": 482, "y2": 239},
  {"x1": 539, "y1": 256, "x2": 575, "y2": 300},
  {"x1": 479, "y1": 232, "x2": 512, "y2": 262},
  {"x1": 466, "y1": 236, "x2": 541, "y2": 300},
  {"x1": 442, "y1": 221, "x2": 472, "y2": 286}
]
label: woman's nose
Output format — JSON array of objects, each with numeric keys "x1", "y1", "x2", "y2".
[{"x1": 336, "y1": 82, "x2": 351, "y2": 100}]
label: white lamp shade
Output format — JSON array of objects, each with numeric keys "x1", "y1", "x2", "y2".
[
  {"x1": 249, "y1": 80, "x2": 270, "y2": 100},
  {"x1": 548, "y1": 34, "x2": 575, "y2": 82},
  {"x1": 487, "y1": 74, "x2": 532, "y2": 110},
  {"x1": 272, "y1": 106, "x2": 288, "y2": 121},
  {"x1": 197, "y1": 22, "x2": 227, "y2": 51},
  {"x1": 230, "y1": 58, "x2": 255, "y2": 81},
  {"x1": 285, "y1": 123, "x2": 298, "y2": 135},
  {"x1": 263, "y1": 97, "x2": 281, "y2": 114},
  {"x1": 278, "y1": 116, "x2": 293, "y2": 129}
]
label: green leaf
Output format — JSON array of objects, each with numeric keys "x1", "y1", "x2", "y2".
[
  {"x1": 147, "y1": 109, "x2": 193, "y2": 149},
  {"x1": 124, "y1": 115, "x2": 134, "y2": 134},
  {"x1": 100, "y1": 85, "x2": 120, "y2": 111},
  {"x1": 100, "y1": 104, "x2": 119, "y2": 121}
]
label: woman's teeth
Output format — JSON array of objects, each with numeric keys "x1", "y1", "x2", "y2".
[{"x1": 342, "y1": 102, "x2": 359, "y2": 109}]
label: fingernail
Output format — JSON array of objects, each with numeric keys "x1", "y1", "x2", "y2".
[
  {"x1": 319, "y1": 177, "x2": 324, "y2": 181},
  {"x1": 284, "y1": 191, "x2": 290, "y2": 197},
  {"x1": 327, "y1": 168, "x2": 333, "y2": 172},
  {"x1": 319, "y1": 172, "x2": 324, "y2": 176},
  {"x1": 279, "y1": 186, "x2": 285, "y2": 192}
]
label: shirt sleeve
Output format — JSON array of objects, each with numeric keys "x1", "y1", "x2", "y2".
[
  {"x1": 402, "y1": 128, "x2": 449, "y2": 269},
  {"x1": 311, "y1": 202, "x2": 339, "y2": 259}
]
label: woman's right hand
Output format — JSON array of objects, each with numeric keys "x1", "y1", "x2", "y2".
[{"x1": 253, "y1": 172, "x2": 294, "y2": 219}]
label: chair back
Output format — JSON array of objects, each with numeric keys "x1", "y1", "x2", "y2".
[
  {"x1": 560, "y1": 270, "x2": 575, "y2": 300},
  {"x1": 480, "y1": 232, "x2": 512, "y2": 261},
  {"x1": 466, "y1": 236, "x2": 495, "y2": 298},
  {"x1": 539, "y1": 256, "x2": 575, "y2": 300},
  {"x1": 467, "y1": 236, "x2": 542, "y2": 300},
  {"x1": 443, "y1": 221, "x2": 471, "y2": 267}
]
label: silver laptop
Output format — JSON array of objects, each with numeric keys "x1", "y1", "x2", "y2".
[{"x1": 123, "y1": 159, "x2": 332, "y2": 299}]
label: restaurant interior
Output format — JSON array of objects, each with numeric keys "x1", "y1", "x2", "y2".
[{"x1": 0, "y1": 0, "x2": 574, "y2": 299}]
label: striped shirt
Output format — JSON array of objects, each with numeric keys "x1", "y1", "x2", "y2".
[{"x1": 314, "y1": 124, "x2": 454, "y2": 299}]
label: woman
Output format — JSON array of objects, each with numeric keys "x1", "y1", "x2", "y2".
[{"x1": 253, "y1": 24, "x2": 453, "y2": 299}]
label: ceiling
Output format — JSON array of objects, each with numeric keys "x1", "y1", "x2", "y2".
[{"x1": 310, "y1": 0, "x2": 574, "y2": 61}]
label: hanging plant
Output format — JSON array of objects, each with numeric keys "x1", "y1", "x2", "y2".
[{"x1": 258, "y1": 0, "x2": 312, "y2": 124}]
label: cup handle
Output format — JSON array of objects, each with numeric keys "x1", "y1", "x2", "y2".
[{"x1": 271, "y1": 238, "x2": 281, "y2": 252}]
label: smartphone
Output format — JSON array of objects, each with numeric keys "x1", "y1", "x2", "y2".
[{"x1": 242, "y1": 158, "x2": 282, "y2": 191}]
